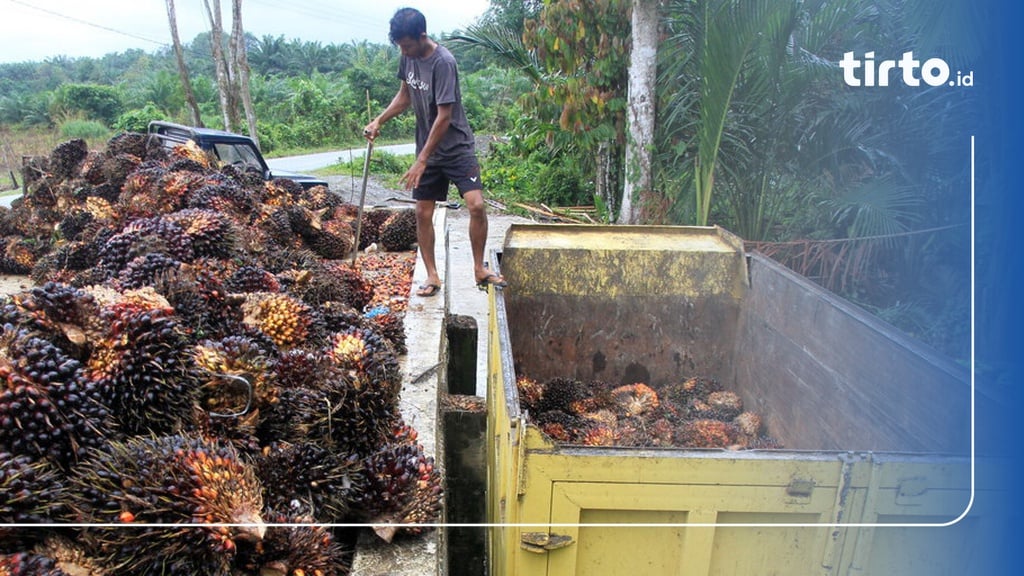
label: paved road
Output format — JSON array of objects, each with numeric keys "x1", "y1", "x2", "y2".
[{"x1": 266, "y1": 142, "x2": 415, "y2": 173}]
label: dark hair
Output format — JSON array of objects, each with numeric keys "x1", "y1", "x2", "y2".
[{"x1": 389, "y1": 7, "x2": 427, "y2": 44}]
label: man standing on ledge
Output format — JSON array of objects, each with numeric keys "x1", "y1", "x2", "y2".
[{"x1": 363, "y1": 7, "x2": 507, "y2": 298}]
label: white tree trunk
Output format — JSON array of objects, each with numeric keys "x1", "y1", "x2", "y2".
[
  {"x1": 165, "y1": 0, "x2": 203, "y2": 126},
  {"x1": 231, "y1": 0, "x2": 259, "y2": 148},
  {"x1": 202, "y1": 0, "x2": 239, "y2": 132},
  {"x1": 618, "y1": 0, "x2": 659, "y2": 224}
]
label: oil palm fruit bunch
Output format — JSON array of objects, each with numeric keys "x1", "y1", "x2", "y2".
[
  {"x1": 67, "y1": 434, "x2": 265, "y2": 576},
  {"x1": 0, "y1": 452, "x2": 64, "y2": 525},
  {"x1": 0, "y1": 331, "x2": 110, "y2": 469},
  {"x1": 162, "y1": 208, "x2": 237, "y2": 260},
  {"x1": 241, "y1": 293, "x2": 313, "y2": 350},
  {"x1": 378, "y1": 209, "x2": 418, "y2": 252},
  {"x1": 609, "y1": 383, "x2": 660, "y2": 418},
  {"x1": 536, "y1": 377, "x2": 589, "y2": 414},
  {"x1": 352, "y1": 442, "x2": 442, "y2": 543},
  {"x1": 327, "y1": 326, "x2": 400, "y2": 394},
  {"x1": 86, "y1": 305, "x2": 200, "y2": 436},
  {"x1": 236, "y1": 512, "x2": 349, "y2": 576},
  {"x1": 29, "y1": 536, "x2": 106, "y2": 576},
  {"x1": 677, "y1": 419, "x2": 741, "y2": 448},
  {"x1": 225, "y1": 264, "x2": 281, "y2": 294},
  {"x1": 254, "y1": 441, "x2": 363, "y2": 523},
  {"x1": 151, "y1": 265, "x2": 240, "y2": 341}
]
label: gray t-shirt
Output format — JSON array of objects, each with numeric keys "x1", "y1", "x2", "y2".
[{"x1": 398, "y1": 44, "x2": 475, "y2": 163}]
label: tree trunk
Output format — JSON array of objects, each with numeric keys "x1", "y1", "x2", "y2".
[
  {"x1": 617, "y1": 0, "x2": 659, "y2": 224},
  {"x1": 165, "y1": 0, "x2": 203, "y2": 126},
  {"x1": 231, "y1": 0, "x2": 259, "y2": 148},
  {"x1": 202, "y1": 0, "x2": 240, "y2": 132},
  {"x1": 595, "y1": 141, "x2": 616, "y2": 221}
]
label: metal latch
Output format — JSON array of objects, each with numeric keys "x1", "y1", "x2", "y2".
[{"x1": 520, "y1": 532, "x2": 575, "y2": 553}]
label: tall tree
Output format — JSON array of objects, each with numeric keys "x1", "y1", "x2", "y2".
[
  {"x1": 231, "y1": 0, "x2": 258, "y2": 146},
  {"x1": 202, "y1": 0, "x2": 240, "y2": 131},
  {"x1": 618, "y1": 0, "x2": 659, "y2": 224},
  {"x1": 165, "y1": 0, "x2": 203, "y2": 126}
]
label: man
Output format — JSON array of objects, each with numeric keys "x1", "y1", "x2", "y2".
[{"x1": 363, "y1": 7, "x2": 506, "y2": 298}]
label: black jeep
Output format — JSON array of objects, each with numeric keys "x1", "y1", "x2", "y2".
[{"x1": 147, "y1": 121, "x2": 328, "y2": 190}]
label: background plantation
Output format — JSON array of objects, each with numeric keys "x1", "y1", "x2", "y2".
[{"x1": 0, "y1": 0, "x2": 979, "y2": 362}]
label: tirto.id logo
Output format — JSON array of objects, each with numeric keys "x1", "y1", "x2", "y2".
[{"x1": 840, "y1": 51, "x2": 973, "y2": 87}]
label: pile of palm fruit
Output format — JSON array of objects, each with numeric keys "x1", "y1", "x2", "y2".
[
  {"x1": 0, "y1": 134, "x2": 438, "y2": 575},
  {"x1": 516, "y1": 374, "x2": 782, "y2": 449}
]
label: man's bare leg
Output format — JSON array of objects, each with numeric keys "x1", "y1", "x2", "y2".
[{"x1": 415, "y1": 198, "x2": 441, "y2": 296}]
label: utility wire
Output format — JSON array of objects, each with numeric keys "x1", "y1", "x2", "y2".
[{"x1": 7, "y1": 0, "x2": 169, "y2": 49}]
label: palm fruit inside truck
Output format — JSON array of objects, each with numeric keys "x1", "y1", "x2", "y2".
[{"x1": 485, "y1": 223, "x2": 998, "y2": 576}]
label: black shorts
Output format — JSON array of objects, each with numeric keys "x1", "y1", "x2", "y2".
[{"x1": 412, "y1": 154, "x2": 483, "y2": 201}]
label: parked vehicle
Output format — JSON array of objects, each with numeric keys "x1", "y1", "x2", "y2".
[{"x1": 147, "y1": 121, "x2": 328, "y2": 190}]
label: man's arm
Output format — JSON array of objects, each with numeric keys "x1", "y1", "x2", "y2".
[
  {"x1": 400, "y1": 102, "x2": 452, "y2": 190},
  {"x1": 363, "y1": 82, "x2": 411, "y2": 140}
]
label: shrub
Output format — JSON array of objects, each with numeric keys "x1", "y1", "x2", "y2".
[{"x1": 59, "y1": 119, "x2": 111, "y2": 141}]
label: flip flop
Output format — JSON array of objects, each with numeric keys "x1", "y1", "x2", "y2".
[
  {"x1": 416, "y1": 283, "x2": 441, "y2": 297},
  {"x1": 476, "y1": 273, "x2": 508, "y2": 291}
]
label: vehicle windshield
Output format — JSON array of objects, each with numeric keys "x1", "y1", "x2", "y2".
[{"x1": 211, "y1": 142, "x2": 264, "y2": 171}]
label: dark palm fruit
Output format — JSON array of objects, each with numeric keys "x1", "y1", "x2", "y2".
[
  {"x1": 101, "y1": 153, "x2": 142, "y2": 190},
  {"x1": 0, "y1": 452, "x2": 64, "y2": 524},
  {"x1": 67, "y1": 434, "x2": 264, "y2": 576},
  {"x1": 256, "y1": 385, "x2": 331, "y2": 447},
  {"x1": 78, "y1": 151, "x2": 107, "y2": 185},
  {"x1": 0, "y1": 333, "x2": 109, "y2": 469},
  {"x1": 534, "y1": 410, "x2": 586, "y2": 443},
  {"x1": 255, "y1": 442, "x2": 363, "y2": 522},
  {"x1": 537, "y1": 377, "x2": 589, "y2": 414},
  {"x1": 8, "y1": 282, "x2": 100, "y2": 346},
  {"x1": 240, "y1": 512, "x2": 349, "y2": 576},
  {"x1": 55, "y1": 210, "x2": 94, "y2": 243},
  {"x1": 378, "y1": 209, "x2": 418, "y2": 252},
  {"x1": 0, "y1": 552, "x2": 71, "y2": 576},
  {"x1": 358, "y1": 208, "x2": 393, "y2": 249},
  {"x1": 271, "y1": 349, "x2": 332, "y2": 390},
  {"x1": 291, "y1": 262, "x2": 374, "y2": 310},
  {"x1": 352, "y1": 442, "x2": 442, "y2": 542},
  {"x1": 105, "y1": 131, "x2": 148, "y2": 159},
  {"x1": 193, "y1": 336, "x2": 273, "y2": 418},
  {"x1": 49, "y1": 139, "x2": 89, "y2": 180},
  {"x1": 115, "y1": 253, "x2": 181, "y2": 290},
  {"x1": 86, "y1": 306, "x2": 200, "y2": 435},
  {"x1": 297, "y1": 185, "x2": 340, "y2": 211},
  {"x1": 1, "y1": 238, "x2": 40, "y2": 275},
  {"x1": 368, "y1": 310, "x2": 406, "y2": 355},
  {"x1": 307, "y1": 220, "x2": 354, "y2": 260},
  {"x1": 153, "y1": 265, "x2": 239, "y2": 341},
  {"x1": 225, "y1": 265, "x2": 281, "y2": 294},
  {"x1": 187, "y1": 183, "x2": 259, "y2": 216}
]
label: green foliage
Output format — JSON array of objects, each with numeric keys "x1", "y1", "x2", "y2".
[
  {"x1": 59, "y1": 119, "x2": 111, "y2": 141},
  {"x1": 51, "y1": 83, "x2": 123, "y2": 125},
  {"x1": 114, "y1": 104, "x2": 166, "y2": 133}
]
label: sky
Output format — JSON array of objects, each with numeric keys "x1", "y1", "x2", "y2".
[{"x1": 0, "y1": 0, "x2": 491, "y2": 64}]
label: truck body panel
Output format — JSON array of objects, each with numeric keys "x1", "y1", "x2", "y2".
[{"x1": 486, "y1": 224, "x2": 986, "y2": 576}]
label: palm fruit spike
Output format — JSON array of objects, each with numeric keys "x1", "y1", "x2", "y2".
[
  {"x1": 238, "y1": 512, "x2": 348, "y2": 576},
  {"x1": 328, "y1": 326, "x2": 401, "y2": 396},
  {"x1": 67, "y1": 434, "x2": 264, "y2": 576},
  {"x1": 352, "y1": 442, "x2": 442, "y2": 543},
  {"x1": 86, "y1": 306, "x2": 200, "y2": 436},
  {"x1": 241, "y1": 293, "x2": 312, "y2": 350},
  {"x1": 0, "y1": 452, "x2": 65, "y2": 525},
  {"x1": 255, "y1": 442, "x2": 363, "y2": 523}
]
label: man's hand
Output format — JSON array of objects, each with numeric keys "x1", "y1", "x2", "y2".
[
  {"x1": 400, "y1": 159, "x2": 427, "y2": 190},
  {"x1": 363, "y1": 119, "x2": 381, "y2": 141}
]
